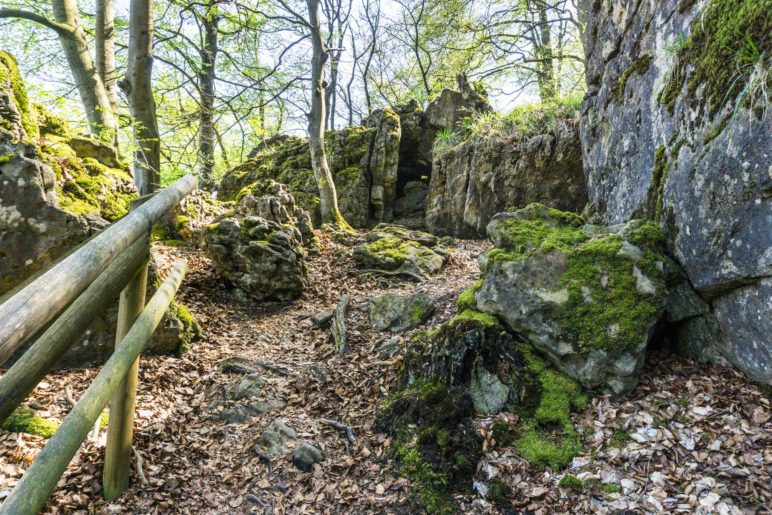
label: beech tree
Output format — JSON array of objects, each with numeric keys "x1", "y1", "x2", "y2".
[{"x1": 121, "y1": 0, "x2": 161, "y2": 194}]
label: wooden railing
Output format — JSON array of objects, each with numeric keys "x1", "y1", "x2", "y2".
[{"x1": 0, "y1": 175, "x2": 197, "y2": 514}]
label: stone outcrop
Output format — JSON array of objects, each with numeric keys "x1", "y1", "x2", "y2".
[
  {"x1": 426, "y1": 103, "x2": 586, "y2": 238},
  {"x1": 581, "y1": 0, "x2": 771, "y2": 384},
  {"x1": 204, "y1": 187, "x2": 309, "y2": 301},
  {"x1": 353, "y1": 224, "x2": 450, "y2": 276},
  {"x1": 0, "y1": 52, "x2": 198, "y2": 367},
  {"x1": 471, "y1": 204, "x2": 668, "y2": 394},
  {"x1": 218, "y1": 112, "x2": 402, "y2": 227}
]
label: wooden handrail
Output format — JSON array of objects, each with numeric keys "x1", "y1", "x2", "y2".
[
  {"x1": 0, "y1": 174, "x2": 196, "y2": 364},
  {"x1": 0, "y1": 236, "x2": 149, "y2": 424},
  {"x1": 0, "y1": 260, "x2": 187, "y2": 515}
]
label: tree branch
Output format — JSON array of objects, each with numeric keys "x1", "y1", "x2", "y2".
[{"x1": 0, "y1": 9, "x2": 75, "y2": 36}]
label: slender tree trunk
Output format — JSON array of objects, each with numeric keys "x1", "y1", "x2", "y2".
[
  {"x1": 120, "y1": 0, "x2": 160, "y2": 194},
  {"x1": 307, "y1": 0, "x2": 349, "y2": 228},
  {"x1": 536, "y1": 5, "x2": 557, "y2": 101},
  {"x1": 197, "y1": 2, "x2": 218, "y2": 190},
  {"x1": 52, "y1": 0, "x2": 117, "y2": 140},
  {"x1": 95, "y1": 0, "x2": 118, "y2": 116}
]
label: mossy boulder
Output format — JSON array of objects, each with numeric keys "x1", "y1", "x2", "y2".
[
  {"x1": 204, "y1": 214, "x2": 307, "y2": 301},
  {"x1": 378, "y1": 314, "x2": 588, "y2": 512},
  {"x1": 369, "y1": 292, "x2": 434, "y2": 332},
  {"x1": 353, "y1": 224, "x2": 450, "y2": 276},
  {"x1": 162, "y1": 189, "x2": 228, "y2": 247},
  {"x1": 474, "y1": 204, "x2": 667, "y2": 394}
]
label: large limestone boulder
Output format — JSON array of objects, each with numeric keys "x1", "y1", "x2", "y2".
[
  {"x1": 376, "y1": 314, "x2": 588, "y2": 511},
  {"x1": 581, "y1": 0, "x2": 771, "y2": 383},
  {"x1": 473, "y1": 204, "x2": 668, "y2": 394},
  {"x1": 204, "y1": 208, "x2": 308, "y2": 301},
  {"x1": 426, "y1": 103, "x2": 586, "y2": 238}
]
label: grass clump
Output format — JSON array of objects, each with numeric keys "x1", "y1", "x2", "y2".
[{"x1": 559, "y1": 474, "x2": 584, "y2": 491}]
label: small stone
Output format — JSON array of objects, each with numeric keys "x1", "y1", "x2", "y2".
[
  {"x1": 369, "y1": 292, "x2": 434, "y2": 332},
  {"x1": 255, "y1": 420, "x2": 297, "y2": 457},
  {"x1": 291, "y1": 443, "x2": 325, "y2": 471},
  {"x1": 376, "y1": 337, "x2": 401, "y2": 358}
]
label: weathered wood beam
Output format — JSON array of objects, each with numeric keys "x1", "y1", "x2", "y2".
[
  {"x1": 0, "y1": 174, "x2": 196, "y2": 364},
  {"x1": 0, "y1": 260, "x2": 187, "y2": 515},
  {"x1": 0, "y1": 237, "x2": 149, "y2": 424}
]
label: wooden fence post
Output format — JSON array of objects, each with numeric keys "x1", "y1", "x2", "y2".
[{"x1": 103, "y1": 198, "x2": 150, "y2": 501}]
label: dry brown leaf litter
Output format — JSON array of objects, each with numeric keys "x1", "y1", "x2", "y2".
[{"x1": 0, "y1": 232, "x2": 769, "y2": 514}]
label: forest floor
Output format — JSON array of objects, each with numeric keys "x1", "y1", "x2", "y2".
[{"x1": 1, "y1": 232, "x2": 770, "y2": 514}]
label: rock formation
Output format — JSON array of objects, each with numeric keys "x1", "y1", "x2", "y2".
[
  {"x1": 0, "y1": 51, "x2": 197, "y2": 367},
  {"x1": 426, "y1": 102, "x2": 586, "y2": 238},
  {"x1": 581, "y1": 0, "x2": 771, "y2": 384},
  {"x1": 204, "y1": 187, "x2": 309, "y2": 302},
  {"x1": 353, "y1": 224, "x2": 450, "y2": 276}
]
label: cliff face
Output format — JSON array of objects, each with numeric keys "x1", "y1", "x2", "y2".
[
  {"x1": 426, "y1": 106, "x2": 586, "y2": 238},
  {"x1": 581, "y1": 0, "x2": 771, "y2": 383}
]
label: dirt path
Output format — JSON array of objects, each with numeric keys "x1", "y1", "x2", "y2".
[{"x1": 1, "y1": 234, "x2": 770, "y2": 514}]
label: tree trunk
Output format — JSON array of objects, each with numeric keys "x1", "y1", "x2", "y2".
[
  {"x1": 197, "y1": 2, "x2": 218, "y2": 190},
  {"x1": 307, "y1": 0, "x2": 349, "y2": 228},
  {"x1": 536, "y1": 5, "x2": 557, "y2": 101},
  {"x1": 52, "y1": 0, "x2": 117, "y2": 141},
  {"x1": 95, "y1": 0, "x2": 118, "y2": 117},
  {"x1": 121, "y1": 0, "x2": 160, "y2": 195}
]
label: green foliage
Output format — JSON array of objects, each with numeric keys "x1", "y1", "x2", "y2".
[
  {"x1": 2, "y1": 407, "x2": 59, "y2": 438},
  {"x1": 487, "y1": 478, "x2": 512, "y2": 507},
  {"x1": 658, "y1": 0, "x2": 771, "y2": 115}
]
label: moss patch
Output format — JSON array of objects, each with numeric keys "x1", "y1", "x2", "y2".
[
  {"x1": 2, "y1": 407, "x2": 59, "y2": 438},
  {"x1": 658, "y1": 0, "x2": 771, "y2": 115},
  {"x1": 0, "y1": 51, "x2": 38, "y2": 139},
  {"x1": 612, "y1": 54, "x2": 653, "y2": 104},
  {"x1": 456, "y1": 280, "x2": 483, "y2": 310},
  {"x1": 450, "y1": 309, "x2": 500, "y2": 328}
]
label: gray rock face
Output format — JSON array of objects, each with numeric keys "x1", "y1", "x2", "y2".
[
  {"x1": 369, "y1": 292, "x2": 434, "y2": 332},
  {"x1": 204, "y1": 215, "x2": 308, "y2": 301},
  {"x1": 363, "y1": 108, "x2": 401, "y2": 222},
  {"x1": 475, "y1": 205, "x2": 667, "y2": 394},
  {"x1": 427, "y1": 120, "x2": 586, "y2": 238},
  {"x1": 581, "y1": 0, "x2": 771, "y2": 384},
  {"x1": 292, "y1": 443, "x2": 325, "y2": 471}
]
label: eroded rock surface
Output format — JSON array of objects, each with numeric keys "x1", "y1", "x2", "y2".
[
  {"x1": 581, "y1": 0, "x2": 771, "y2": 383},
  {"x1": 369, "y1": 292, "x2": 434, "y2": 332},
  {"x1": 353, "y1": 224, "x2": 450, "y2": 276}
]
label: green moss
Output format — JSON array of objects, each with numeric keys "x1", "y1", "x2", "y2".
[
  {"x1": 0, "y1": 153, "x2": 13, "y2": 166},
  {"x1": 32, "y1": 103, "x2": 74, "y2": 138},
  {"x1": 557, "y1": 232, "x2": 665, "y2": 355},
  {"x1": 2, "y1": 407, "x2": 59, "y2": 438},
  {"x1": 395, "y1": 444, "x2": 453, "y2": 514},
  {"x1": 602, "y1": 483, "x2": 622, "y2": 494},
  {"x1": 450, "y1": 309, "x2": 500, "y2": 328},
  {"x1": 612, "y1": 55, "x2": 653, "y2": 104},
  {"x1": 607, "y1": 429, "x2": 632, "y2": 449},
  {"x1": 513, "y1": 345, "x2": 587, "y2": 469},
  {"x1": 658, "y1": 0, "x2": 771, "y2": 115},
  {"x1": 0, "y1": 51, "x2": 38, "y2": 139},
  {"x1": 362, "y1": 237, "x2": 421, "y2": 264},
  {"x1": 99, "y1": 411, "x2": 109, "y2": 430},
  {"x1": 410, "y1": 304, "x2": 431, "y2": 323},
  {"x1": 559, "y1": 474, "x2": 584, "y2": 491},
  {"x1": 456, "y1": 279, "x2": 483, "y2": 310}
]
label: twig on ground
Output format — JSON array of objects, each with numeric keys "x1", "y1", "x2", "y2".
[
  {"x1": 63, "y1": 386, "x2": 76, "y2": 407},
  {"x1": 331, "y1": 294, "x2": 350, "y2": 356},
  {"x1": 133, "y1": 446, "x2": 149, "y2": 486}
]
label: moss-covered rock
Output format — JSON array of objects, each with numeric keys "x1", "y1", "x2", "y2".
[
  {"x1": 0, "y1": 51, "x2": 38, "y2": 140},
  {"x1": 369, "y1": 292, "x2": 434, "y2": 332},
  {"x1": 353, "y1": 224, "x2": 450, "y2": 276},
  {"x1": 476, "y1": 204, "x2": 668, "y2": 394},
  {"x1": 204, "y1": 211, "x2": 308, "y2": 301},
  {"x1": 378, "y1": 313, "x2": 588, "y2": 511}
]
